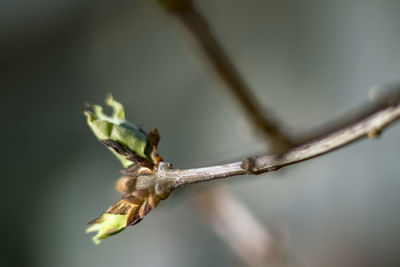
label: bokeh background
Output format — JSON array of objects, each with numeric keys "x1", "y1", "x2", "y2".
[{"x1": 2, "y1": 0, "x2": 400, "y2": 266}]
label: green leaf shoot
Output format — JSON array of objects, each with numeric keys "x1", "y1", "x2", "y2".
[
  {"x1": 86, "y1": 213, "x2": 128, "y2": 244},
  {"x1": 83, "y1": 95, "x2": 151, "y2": 167}
]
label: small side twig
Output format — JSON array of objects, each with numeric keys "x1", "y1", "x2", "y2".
[{"x1": 135, "y1": 89, "x2": 400, "y2": 190}]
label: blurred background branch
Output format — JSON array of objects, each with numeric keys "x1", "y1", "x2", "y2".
[
  {"x1": 157, "y1": 0, "x2": 294, "y2": 153},
  {"x1": 194, "y1": 188, "x2": 290, "y2": 267}
]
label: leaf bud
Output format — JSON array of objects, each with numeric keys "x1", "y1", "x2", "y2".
[{"x1": 115, "y1": 176, "x2": 135, "y2": 194}]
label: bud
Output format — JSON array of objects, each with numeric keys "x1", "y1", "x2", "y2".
[
  {"x1": 84, "y1": 96, "x2": 167, "y2": 244},
  {"x1": 115, "y1": 176, "x2": 135, "y2": 194}
]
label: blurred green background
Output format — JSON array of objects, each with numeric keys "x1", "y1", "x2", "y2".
[{"x1": 1, "y1": 0, "x2": 400, "y2": 266}]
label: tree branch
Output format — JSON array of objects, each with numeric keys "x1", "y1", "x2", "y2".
[
  {"x1": 135, "y1": 89, "x2": 400, "y2": 190},
  {"x1": 194, "y1": 189, "x2": 290, "y2": 267},
  {"x1": 157, "y1": 0, "x2": 293, "y2": 152}
]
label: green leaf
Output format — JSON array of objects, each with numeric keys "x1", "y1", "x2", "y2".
[
  {"x1": 83, "y1": 95, "x2": 151, "y2": 167},
  {"x1": 86, "y1": 213, "x2": 128, "y2": 244}
]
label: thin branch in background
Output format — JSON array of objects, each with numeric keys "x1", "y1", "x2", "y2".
[
  {"x1": 194, "y1": 188, "x2": 290, "y2": 267},
  {"x1": 157, "y1": 0, "x2": 293, "y2": 153}
]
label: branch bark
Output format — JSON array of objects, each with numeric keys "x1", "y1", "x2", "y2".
[{"x1": 135, "y1": 90, "x2": 400, "y2": 190}]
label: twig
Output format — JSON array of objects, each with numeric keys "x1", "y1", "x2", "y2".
[
  {"x1": 157, "y1": 0, "x2": 293, "y2": 152},
  {"x1": 135, "y1": 90, "x2": 400, "y2": 190},
  {"x1": 194, "y1": 189, "x2": 289, "y2": 267}
]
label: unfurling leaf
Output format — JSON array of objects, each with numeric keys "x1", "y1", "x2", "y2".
[
  {"x1": 82, "y1": 95, "x2": 161, "y2": 168},
  {"x1": 86, "y1": 213, "x2": 127, "y2": 245},
  {"x1": 86, "y1": 189, "x2": 167, "y2": 244},
  {"x1": 83, "y1": 96, "x2": 168, "y2": 244}
]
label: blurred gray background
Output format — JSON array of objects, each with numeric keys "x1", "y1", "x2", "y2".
[{"x1": 1, "y1": 0, "x2": 400, "y2": 266}]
